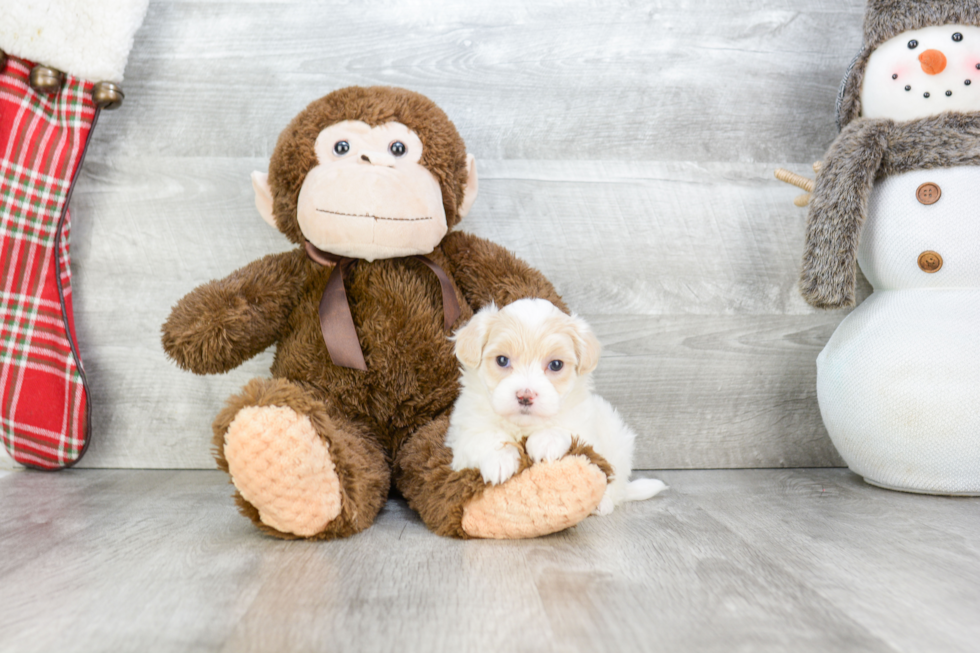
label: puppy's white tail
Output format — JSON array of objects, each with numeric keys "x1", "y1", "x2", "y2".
[{"x1": 625, "y1": 478, "x2": 667, "y2": 502}]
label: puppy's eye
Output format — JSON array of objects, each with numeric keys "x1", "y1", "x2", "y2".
[
  {"x1": 908, "y1": 39, "x2": 919, "y2": 49},
  {"x1": 496, "y1": 356, "x2": 510, "y2": 368},
  {"x1": 389, "y1": 141, "x2": 406, "y2": 157},
  {"x1": 333, "y1": 141, "x2": 350, "y2": 156},
  {"x1": 548, "y1": 360, "x2": 564, "y2": 372}
]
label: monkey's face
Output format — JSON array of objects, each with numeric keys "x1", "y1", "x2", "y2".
[{"x1": 295, "y1": 120, "x2": 448, "y2": 261}]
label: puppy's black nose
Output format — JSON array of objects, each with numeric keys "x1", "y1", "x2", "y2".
[{"x1": 516, "y1": 389, "x2": 537, "y2": 406}]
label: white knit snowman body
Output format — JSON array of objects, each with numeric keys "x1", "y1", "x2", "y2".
[{"x1": 814, "y1": 23, "x2": 980, "y2": 494}]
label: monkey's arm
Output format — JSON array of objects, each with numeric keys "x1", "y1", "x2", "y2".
[
  {"x1": 800, "y1": 118, "x2": 891, "y2": 309},
  {"x1": 440, "y1": 231, "x2": 569, "y2": 313},
  {"x1": 161, "y1": 249, "x2": 309, "y2": 375}
]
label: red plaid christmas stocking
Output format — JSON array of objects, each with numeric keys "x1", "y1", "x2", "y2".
[
  {"x1": 0, "y1": 3, "x2": 145, "y2": 470},
  {"x1": 0, "y1": 56, "x2": 98, "y2": 469}
]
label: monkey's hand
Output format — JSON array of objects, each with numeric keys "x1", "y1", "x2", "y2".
[
  {"x1": 440, "y1": 231, "x2": 568, "y2": 314},
  {"x1": 161, "y1": 250, "x2": 308, "y2": 375}
]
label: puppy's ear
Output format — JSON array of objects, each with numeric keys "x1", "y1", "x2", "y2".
[
  {"x1": 453, "y1": 304, "x2": 498, "y2": 368},
  {"x1": 251, "y1": 171, "x2": 277, "y2": 228},
  {"x1": 571, "y1": 316, "x2": 602, "y2": 375}
]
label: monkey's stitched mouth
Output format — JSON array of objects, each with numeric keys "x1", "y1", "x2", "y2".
[{"x1": 316, "y1": 209, "x2": 433, "y2": 222}]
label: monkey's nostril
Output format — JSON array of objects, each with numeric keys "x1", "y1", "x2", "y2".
[{"x1": 360, "y1": 154, "x2": 371, "y2": 162}]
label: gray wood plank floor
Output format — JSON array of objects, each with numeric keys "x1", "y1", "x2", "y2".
[{"x1": 1, "y1": 469, "x2": 977, "y2": 653}]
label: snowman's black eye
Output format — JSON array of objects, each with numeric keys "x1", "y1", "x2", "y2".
[
  {"x1": 908, "y1": 39, "x2": 919, "y2": 49},
  {"x1": 333, "y1": 141, "x2": 350, "y2": 156},
  {"x1": 953, "y1": 32, "x2": 963, "y2": 42}
]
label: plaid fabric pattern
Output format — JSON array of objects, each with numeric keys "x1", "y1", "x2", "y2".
[{"x1": 0, "y1": 56, "x2": 96, "y2": 469}]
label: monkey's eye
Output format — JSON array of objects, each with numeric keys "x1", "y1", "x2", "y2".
[
  {"x1": 333, "y1": 141, "x2": 350, "y2": 156},
  {"x1": 953, "y1": 32, "x2": 964, "y2": 42},
  {"x1": 496, "y1": 356, "x2": 510, "y2": 368},
  {"x1": 548, "y1": 360, "x2": 564, "y2": 372},
  {"x1": 389, "y1": 141, "x2": 407, "y2": 157},
  {"x1": 908, "y1": 39, "x2": 919, "y2": 49}
]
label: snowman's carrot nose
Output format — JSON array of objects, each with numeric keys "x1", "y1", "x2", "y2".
[{"x1": 919, "y1": 49, "x2": 947, "y2": 75}]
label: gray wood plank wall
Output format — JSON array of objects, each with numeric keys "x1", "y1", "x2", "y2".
[{"x1": 2, "y1": 0, "x2": 873, "y2": 470}]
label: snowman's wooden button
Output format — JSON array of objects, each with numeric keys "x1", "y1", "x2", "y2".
[
  {"x1": 917, "y1": 250, "x2": 943, "y2": 273},
  {"x1": 916, "y1": 182, "x2": 941, "y2": 205}
]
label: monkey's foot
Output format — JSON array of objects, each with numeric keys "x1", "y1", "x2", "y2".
[
  {"x1": 223, "y1": 405, "x2": 342, "y2": 537},
  {"x1": 461, "y1": 455, "x2": 607, "y2": 539}
]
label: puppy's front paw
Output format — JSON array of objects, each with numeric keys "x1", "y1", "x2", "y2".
[
  {"x1": 593, "y1": 494, "x2": 615, "y2": 516},
  {"x1": 479, "y1": 445, "x2": 522, "y2": 485},
  {"x1": 526, "y1": 429, "x2": 572, "y2": 463}
]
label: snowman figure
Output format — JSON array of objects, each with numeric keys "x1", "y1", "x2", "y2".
[{"x1": 801, "y1": 0, "x2": 980, "y2": 495}]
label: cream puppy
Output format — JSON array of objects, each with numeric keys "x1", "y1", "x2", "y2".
[{"x1": 446, "y1": 298, "x2": 665, "y2": 515}]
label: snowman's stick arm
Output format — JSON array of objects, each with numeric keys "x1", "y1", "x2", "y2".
[
  {"x1": 774, "y1": 168, "x2": 815, "y2": 193},
  {"x1": 774, "y1": 162, "x2": 823, "y2": 206}
]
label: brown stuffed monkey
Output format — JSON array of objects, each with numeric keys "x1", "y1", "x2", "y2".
[{"x1": 161, "y1": 86, "x2": 611, "y2": 540}]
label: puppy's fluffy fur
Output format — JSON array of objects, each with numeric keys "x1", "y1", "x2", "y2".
[{"x1": 446, "y1": 298, "x2": 665, "y2": 515}]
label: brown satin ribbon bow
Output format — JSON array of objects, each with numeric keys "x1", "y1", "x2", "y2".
[{"x1": 304, "y1": 241, "x2": 461, "y2": 371}]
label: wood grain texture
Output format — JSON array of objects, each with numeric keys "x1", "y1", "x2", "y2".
[
  {"x1": 97, "y1": 0, "x2": 864, "y2": 163},
  {"x1": 1, "y1": 469, "x2": 977, "y2": 653},
  {"x1": 0, "y1": 442, "x2": 15, "y2": 470},
  {"x1": 52, "y1": 0, "x2": 878, "y2": 469},
  {"x1": 677, "y1": 470, "x2": 980, "y2": 653}
]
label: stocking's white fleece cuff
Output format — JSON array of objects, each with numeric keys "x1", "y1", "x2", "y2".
[{"x1": 0, "y1": 0, "x2": 149, "y2": 83}]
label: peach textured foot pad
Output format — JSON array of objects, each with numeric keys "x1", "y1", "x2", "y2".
[
  {"x1": 461, "y1": 455, "x2": 607, "y2": 539},
  {"x1": 223, "y1": 406, "x2": 342, "y2": 537}
]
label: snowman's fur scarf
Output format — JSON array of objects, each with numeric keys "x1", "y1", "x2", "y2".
[
  {"x1": 800, "y1": 111, "x2": 980, "y2": 309},
  {"x1": 838, "y1": 1, "x2": 980, "y2": 128}
]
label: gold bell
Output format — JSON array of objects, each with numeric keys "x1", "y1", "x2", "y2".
[
  {"x1": 30, "y1": 65, "x2": 65, "y2": 95},
  {"x1": 91, "y1": 81, "x2": 124, "y2": 110}
]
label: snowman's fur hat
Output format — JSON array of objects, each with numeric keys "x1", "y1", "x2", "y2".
[{"x1": 837, "y1": 0, "x2": 980, "y2": 128}]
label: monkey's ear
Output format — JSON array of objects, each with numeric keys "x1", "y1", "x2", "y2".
[
  {"x1": 251, "y1": 171, "x2": 277, "y2": 229},
  {"x1": 453, "y1": 302, "x2": 497, "y2": 369},
  {"x1": 458, "y1": 154, "x2": 479, "y2": 219}
]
